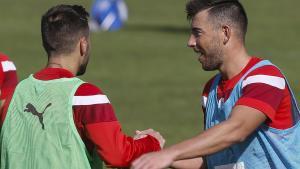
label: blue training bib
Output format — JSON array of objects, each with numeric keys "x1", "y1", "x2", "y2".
[{"x1": 205, "y1": 60, "x2": 300, "y2": 169}]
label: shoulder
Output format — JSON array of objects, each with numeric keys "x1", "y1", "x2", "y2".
[
  {"x1": 75, "y1": 83, "x2": 104, "y2": 96},
  {"x1": 73, "y1": 82, "x2": 110, "y2": 106},
  {"x1": 0, "y1": 53, "x2": 9, "y2": 61},
  {"x1": 0, "y1": 53, "x2": 16, "y2": 73},
  {"x1": 246, "y1": 61, "x2": 283, "y2": 77},
  {"x1": 72, "y1": 82, "x2": 117, "y2": 124},
  {"x1": 243, "y1": 62, "x2": 285, "y2": 90}
]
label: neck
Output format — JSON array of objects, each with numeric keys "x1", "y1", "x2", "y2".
[
  {"x1": 219, "y1": 45, "x2": 251, "y2": 80},
  {"x1": 47, "y1": 62, "x2": 63, "y2": 68},
  {"x1": 47, "y1": 54, "x2": 78, "y2": 76}
]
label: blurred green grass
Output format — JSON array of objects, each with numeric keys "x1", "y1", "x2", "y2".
[{"x1": 0, "y1": 0, "x2": 299, "y2": 146}]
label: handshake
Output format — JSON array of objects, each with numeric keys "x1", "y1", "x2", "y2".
[{"x1": 133, "y1": 128, "x2": 165, "y2": 148}]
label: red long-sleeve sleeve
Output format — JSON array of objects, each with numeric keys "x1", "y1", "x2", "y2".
[
  {"x1": 85, "y1": 121, "x2": 160, "y2": 167},
  {"x1": 73, "y1": 83, "x2": 161, "y2": 167}
]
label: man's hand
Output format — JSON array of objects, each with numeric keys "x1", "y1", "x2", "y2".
[
  {"x1": 133, "y1": 129, "x2": 165, "y2": 148},
  {"x1": 131, "y1": 150, "x2": 175, "y2": 169},
  {"x1": 133, "y1": 130, "x2": 147, "y2": 140}
]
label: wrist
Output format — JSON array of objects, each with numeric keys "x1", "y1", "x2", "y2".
[{"x1": 164, "y1": 147, "x2": 180, "y2": 161}]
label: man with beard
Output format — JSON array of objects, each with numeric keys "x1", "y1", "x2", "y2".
[
  {"x1": 132, "y1": 0, "x2": 300, "y2": 169},
  {"x1": 0, "y1": 4, "x2": 164, "y2": 169}
]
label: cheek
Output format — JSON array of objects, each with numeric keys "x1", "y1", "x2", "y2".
[
  {"x1": 197, "y1": 36, "x2": 211, "y2": 47},
  {"x1": 207, "y1": 37, "x2": 221, "y2": 49},
  {"x1": 196, "y1": 38, "x2": 205, "y2": 48}
]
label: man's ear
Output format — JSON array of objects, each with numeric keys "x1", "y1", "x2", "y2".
[
  {"x1": 79, "y1": 37, "x2": 88, "y2": 56},
  {"x1": 222, "y1": 25, "x2": 231, "y2": 45}
]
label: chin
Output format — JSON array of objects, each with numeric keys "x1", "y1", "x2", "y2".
[{"x1": 202, "y1": 65, "x2": 218, "y2": 71}]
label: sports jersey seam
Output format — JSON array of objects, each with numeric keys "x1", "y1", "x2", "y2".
[
  {"x1": 67, "y1": 79, "x2": 92, "y2": 165},
  {"x1": 29, "y1": 74, "x2": 80, "y2": 83}
]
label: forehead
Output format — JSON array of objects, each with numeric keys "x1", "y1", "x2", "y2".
[{"x1": 191, "y1": 9, "x2": 210, "y2": 28}]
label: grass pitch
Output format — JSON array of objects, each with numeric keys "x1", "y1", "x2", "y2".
[{"x1": 0, "y1": 0, "x2": 299, "y2": 146}]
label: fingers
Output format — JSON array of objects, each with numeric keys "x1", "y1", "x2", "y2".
[
  {"x1": 131, "y1": 155, "x2": 147, "y2": 169},
  {"x1": 131, "y1": 151, "x2": 173, "y2": 169},
  {"x1": 135, "y1": 129, "x2": 166, "y2": 148},
  {"x1": 132, "y1": 154, "x2": 156, "y2": 169},
  {"x1": 134, "y1": 130, "x2": 147, "y2": 140},
  {"x1": 137, "y1": 128, "x2": 155, "y2": 135}
]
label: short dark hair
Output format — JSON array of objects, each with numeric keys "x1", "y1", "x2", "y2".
[
  {"x1": 41, "y1": 5, "x2": 89, "y2": 56},
  {"x1": 186, "y1": 0, "x2": 248, "y2": 42}
]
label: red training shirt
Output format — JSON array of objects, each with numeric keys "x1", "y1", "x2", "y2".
[
  {"x1": 0, "y1": 52, "x2": 18, "y2": 100},
  {"x1": 202, "y1": 57, "x2": 293, "y2": 129},
  {"x1": 0, "y1": 67, "x2": 160, "y2": 167}
]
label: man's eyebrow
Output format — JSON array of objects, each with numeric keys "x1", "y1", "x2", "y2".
[{"x1": 191, "y1": 27, "x2": 203, "y2": 32}]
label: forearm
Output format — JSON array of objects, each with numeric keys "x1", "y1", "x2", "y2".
[
  {"x1": 130, "y1": 106, "x2": 267, "y2": 169},
  {"x1": 165, "y1": 106, "x2": 267, "y2": 161},
  {"x1": 86, "y1": 122, "x2": 160, "y2": 167},
  {"x1": 166, "y1": 119, "x2": 245, "y2": 161},
  {"x1": 171, "y1": 157, "x2": 205, "y2": 169}
]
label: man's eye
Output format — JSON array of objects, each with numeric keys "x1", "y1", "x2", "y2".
[{"x1": 192, "y1": 31, "x2": 201, "y2": 37}]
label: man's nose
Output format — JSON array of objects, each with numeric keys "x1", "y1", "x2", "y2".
[{"x1": 187, "y1": 34, "x2": 196, "y2": 48}]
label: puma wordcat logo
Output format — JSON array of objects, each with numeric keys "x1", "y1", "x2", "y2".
[{"x1": 24, "y1": 103, "x2": 52, "y2": 130}]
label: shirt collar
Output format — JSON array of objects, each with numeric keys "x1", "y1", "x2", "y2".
[{"x1": 33, "y1": 68, "x2": 75, "y2": 80}]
